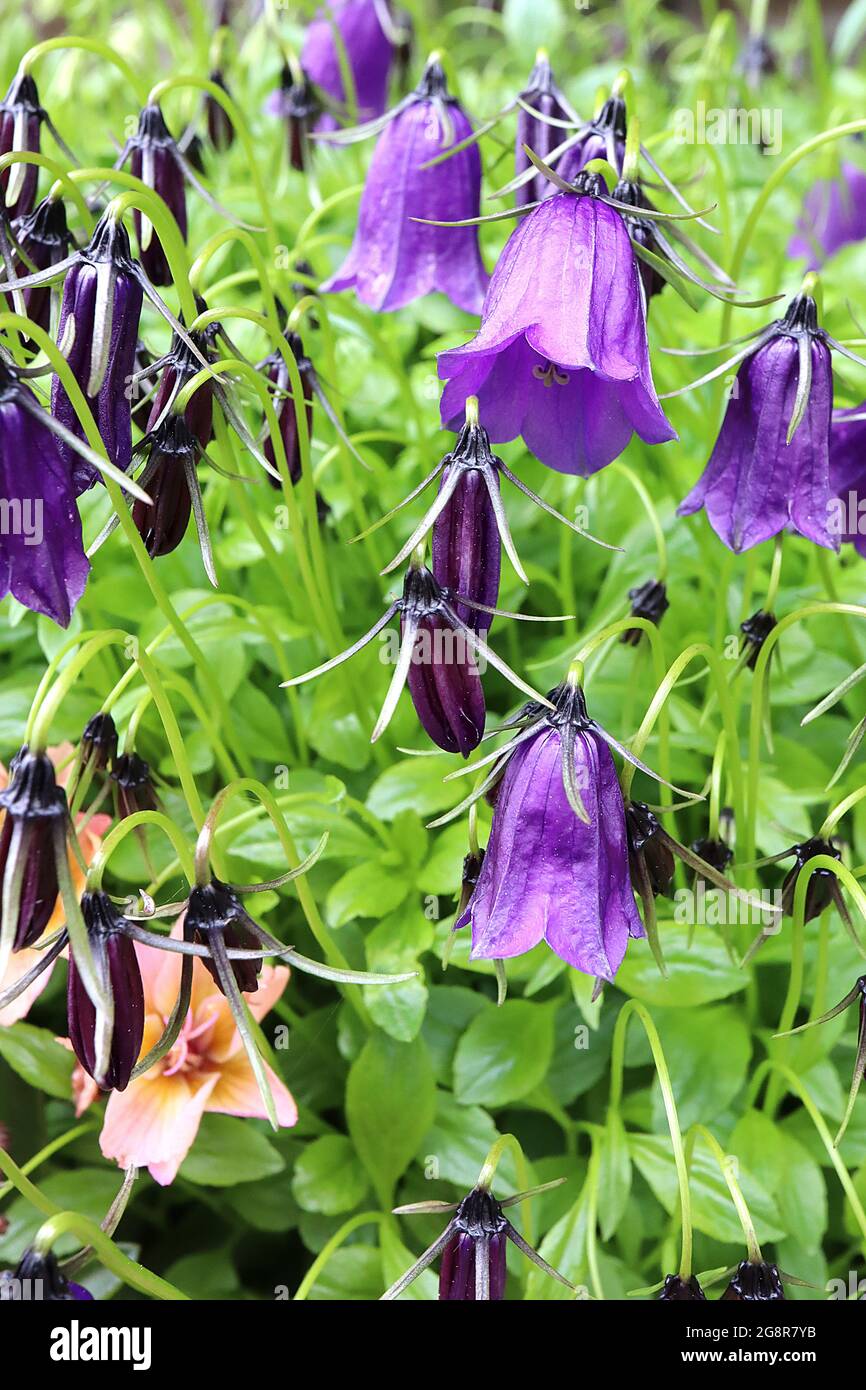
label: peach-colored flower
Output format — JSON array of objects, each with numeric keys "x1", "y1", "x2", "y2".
[
  {"x1": 74, "y1": 928, "x2": 297, "y2": 1185},
  {"x1": 0, "y1": 746, "x2": 110, "y2": 1026}
]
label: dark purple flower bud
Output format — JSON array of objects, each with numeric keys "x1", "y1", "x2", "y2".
[
  {"x1": 263, "y1": 331, "x2": 314, "y2": 490},
  {"x1": 132, "y1": 415, "x2": 197, "y2": 558},
  {"x1": 721, "y1": 1260, "x2": 785, "y2": 1301},
  {"x1": 265, "y1": 67, "x2": 321, "y2": 172},
  {"x1": 431, "y1": 418, "x2": 502, "y2": 633},
  {"x1": 439, "y1": 174, "x2": 675, "y2": 475},
  {"x1": 557, "y1": 95, "x2": 627, "y2": 184},
  {"x1": 146, "y1": 319, "x2": 216, "y2": 449},
  {"x1": 457, "y1": 847, "x2": 484, "y2": 916},
  {"x1": 456, "y1": 680, "x2": 644, "y2": 978},
  {"x1": 1, "y1": 1249, "x2": 92, "y2": 1301},
  {"x1": 740, "y1": 609, "x2": 777, "y2": 669},
  {"x1": 50, "y1": 212, "x2": 144, "y2": 492},
  {"x1": 626, "y1": 801, "x2": 676, "y2": 899},
  {"x1": 736, "y1": 33, "x2": 777, "y2": 89},
  {"x1": 781, "y1": 837, "x2": 841, "y2": 922},
  {"x1": 829, "y1": 403, "x2": 866, "y2": 557},
  {"x1": 110, "y1": 752, "x2": 157, "y2": 820},
  {"x1": 439, "y1": 1187, "x2": 508, "y2": 1301},
  {"x1": 68, "y1": 892, "x2": 145, "y2": 1092},
  {"x1": 788, "y1": 161, "x2": 866, "y2": 270},
  {"x1": 402, "y1": 563, "x2": 486, "y2": 756},
  {"x1": 678, "y1": 292, "x2": 836, "y2": 552},
  {"x1": 621, "y1": 578, "x2": 669, "y2": 646},
  {"x1": 302, "y1": 0, "x2": 395, "y2": 130},
  {"x1": 0, "y1": 360, "x2": 89, "y2": 626},
  {"x1": 0, "y1": 72, "x2": 43, "y2": 220},
  {"x1": 80, "y1": 711, "x2": 118, "y2": 771},
  {"x1": 690, "y1": 833, "x2": 733, "y2": 882},
  {"x1": 610, "y1": 177, "x2": 666, "y2": 303},
  {"x1": 0, "y1": 748, "x2": 67, "y2": 952},
  {"x1": 658, "y1": 1273, "x2": 707, "y2": 1300},
  {"x1": 185, "y1": 878, "x2": 263, "y2": 995},
  {"x1": 206, "y1": 70, "x2": 235, "y2": 150},
  {"x1": 126, "y1": 105, "x2": 188, "y2": 285},
  {"x1": 514, "y1": 55, "x2": 572, "y2": 207},
  {"x1": 323, "y1": 58, "x2": 488, "y2": 313},
  {"x1": 8, "y1": 195, "x2": 72, "y2": 334}
]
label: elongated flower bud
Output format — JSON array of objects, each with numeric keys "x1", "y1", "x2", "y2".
[
  {"x1": 1, "y1": 1249, "x2": 92, "y2": 1302},
  {"x1": 263, "y1": 331, "x2": 314, "y2": 490},
  {"x1": 0, "y1": 748, "x2": 68, "y2": 953},
  {"x1": 740, "y1": 609, "x2": 776, "y2": 669},
  {"x1": 621, "y1": 578, "x2": 669, "y2": 646},
  {"x1": 558, "y1": 94, "x2": 627, "y2": 183},
  {"x1": 400, "y1": 563, "x2": 486, "y2": 755},
  {"x1": 431, "y1": 420, "x2": 501, "y2": 634},
  {"x1": 0, "y1": 72, "x2": 42, "y2": 219},
  {"x1": 439, "y1": 1188, "x2": 508, "y2": 1300},
  {"x1": 265, "y1": 67, "x2": 320, "y2": 172},
  {"x1": 68, "y1": 892, "x2": 144, "y2": 1092},
  {"x1": 721, "y1": 1260, "x2": 785, "y2": 1301},
  {"x1": 781, "y1": 837, "x2": 841, "y2": 922},
  {"x1": 8, "y1": 195, "x2": 72, "y2": 334},
  {"x1": 110, "y1": 752, "x2": 157, "y2": 820},
  {"x1": 514, "y1": 56, "x2": 572, "y2": 206},
  {"x1": 457, "y1": 848, "x2": 485, "y2": 916},
  {"x1": 185, "y1": 878, "x2": 263, "y2": 995},
  {"x1": 80, "y1": 712, "x2": 118, "y2": 771},
  {"x1": 132, "y1": 415, "x2": 197, "y2": 558},
  {"x1": 147, "y1": 319, "x2": 216, "y2": 449},
  {"x1": 206, "y1": 70, "x2": 235, "y2": 150},
  {"x1": 127, "y1": 105, "x2": 188, "y2": 285}
]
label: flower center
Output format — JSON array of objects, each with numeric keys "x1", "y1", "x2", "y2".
[
  {"x1": 531, "y1": 360, "x2": 570, "y2": 387},
  {"x1": 162, "y1": 1004, "x2": 220, "y2": 1077}
]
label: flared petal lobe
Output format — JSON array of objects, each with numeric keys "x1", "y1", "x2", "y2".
[
  {"x1": 323, "y1": 96, "x2": 488, "y2": 313},
  {"x1": 456, "y1": 725, "x2": 643, "y2": 978},
  {"x1": 303, "y1": 1, "x2": 394, "y2": 130},
  {"x1": 678, "y1": 333, "x2": 835, "y2": 552},
  {"x1": 438, "y1": 191, "x2": 674, "y2": 474}
]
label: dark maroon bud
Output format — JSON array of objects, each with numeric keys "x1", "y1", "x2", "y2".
[
  {"x1": 182, "y1": 131, "x2": 206, "y2": 175},
  {"x1": 721, "y1": 1260, "x2": 785, "y2": 1301},
  {"x1": 612, "y1": 178, "x2": 666, "y2": 302},
  {"x1": 110, "y1": 752, "x2": 157, "y2": 820},
  {"x1": 690, "y1": 834, "x2": 733, "y2": 881},
  {"x1": 206, "y1": 70, "x2": 235, "y2": 150},
  {"x1": 147, "y1": 319, "x2": 216, "y2": 450},
  {"x1": 132, "y1": 415, "x2": 197, "y2": 558},
  {"x1": 439, "y1": 1187, "x2": 508, "y2": 1301},
  {"x1": 1, "y1": 1248, "x2": 93, "y2": 1301},
  {"x1": 658, "y1": 1273, "x2": 707, "y2": 1300},
  {"x1": 740, "y1": 609, "x2": 776, "y2": 670},
  {"x1": 0, "y1": 747, "x2": 67, "y2": 951},
  {"x1": 263, "y1": 331, "x2": 314, "y2": 490},
  {"x1": 781, "y1": 837, "x2": 841, "y2": 922},
  {"x1": 8, "y1": 195, "x2": 72, "y2": 334},
  {"x1": 457, "y1": 848, "x2": 485, "y2": 916},
  {"x1": 626, "y1": 801, "x2": 676, "y2": 898},
  {"x1": 402, "y1": 564, "x2": 486, "y2": 756},
  {"x1": 514, "y1": 55, "x2": 572, "y2": 207},
  {"x1": 80, "y1": 711, "x2": 118, "y2": 771},
  {"x1": 621, "y1": 578, "x2": 669, "y2": 646},
  {"x1": 50, "y1": 211, "x2": 144, "y2": 492},
  {"x1": 431, "y1": 418, "x2": 502, "y2": 635},
  {"x1": 266, "y1": 67, "x2": 320, "y2": 172},
  {"x1": 185, "y1": 878, "x2": 262, "y2": 995},
  {"x1": 68, "y1": 892, "x2": 144, "y2": 1092},
  {"x1": 736, "y1": 33, "x2": 777, "y2": 89},
  {"x1": 126, "y1": 104, "x2": 188, "y2": 284},
  {"x1": 0, "y1": 72, "x2": 43, "y2": 219},
  {"x1": 559, "y1": 94, "x2": 627, "y2": 183}
]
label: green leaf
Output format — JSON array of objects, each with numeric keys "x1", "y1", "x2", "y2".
[
  {"x1": 503, "y1": 0, "x2": 565, "y2": 53},
  {"x1": 629, "y1": 1133, "x2": 785, "y2": 1245},
  {"x1": 367, "y1": 756, "x2": 465, "y2": 820},
  {"x1": 179, "y1": 1114, "x2": 286, "y2": 1187},
  {"x1": 453, "y1": 1001, "x2": 556, "y2": 1107},
  {"x1": 651, "y1": 1005, "x2": 752, "y2": 1131},
  {"x1": 363, "y1": 910, "x2": 432, "y2": 1043},
  {"x1": 616, "y1": 923, "x2": 746, "y2": 1007},
  {"x1": 346, "y1": 1031, "x2": 437, "y2": 1205},
  {"x1": 420, "y1": 1092, "x2": 517, "y2": 1193},
  {"x1": 326, "y1": 859, "x2": 409, "y2": 925},
  {"x1": 0, "y1": 1023, "x2": 74, "y2": 1099},
  {"x1": 292, "y1": 1135, "x2": 370, "y2": 1215}
]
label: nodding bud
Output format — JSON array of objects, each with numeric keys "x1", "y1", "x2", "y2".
[
  {"x1": 721, "y1": 1260, "x2": 785, "y2": 1301},
  {"x1": 740, "y1": 609, "x2": 777, "y2": 669},
  {"x1": 184, "y1": 878, "x2": 263, "y2": 995},
  {"x1": 457, "y1": 848, "x2": 485, "y2": 916},
  {"x1": 127, "y1": 104, "x2": 188, "y2": 285},
  {"x1": 431, "y1": 419, "x2": 502, "y2": 634},
  {"x1": 515, "y1": 55, "x2": 571, "y2": 208},
  {"x1": 690, "y1": 833, "x2": 733, "y2": 883},
  {"x1": 8, "y1": 195, "x2": 72, "y2": 334},
  {"x1": 80, "y1": 712, "x2": 118, "y2": 771},
  {"x1": 132, "y1": 415, "x2": 197, "y2": 558},
  {"x1": 626, "y1": 801, "x2": 676, "y2": 898},
  {"x1": 0, "y1": 72, "x2": 43, "y2": 219},
  {"x1": 658, "y1": 1274, "x2": 707, "y2": 1301},
  {"x1": 263, "y1": 331, "x2": 314, "y2": 490},
  {"x1": 558, "y1": 94, "x2": 628, "y2": 183},
  {"x1": 206, "y1": 71, "x2": 235, "y2": 150},
  {"x1": 68, "y1": 892, "x2": 144, "y2": 1092},
  {"x1": 439, "y1": 1188, "x2": 508, "y2": 1301},
  {"x1": 621, "y1": 578, "x2": 669, "y2": 645},
  {"x1": 110, "y1": 753, "x2": 157, "y2": 820},
  {"x1": 266, "y1": 66, "x2": 320, "y2": 172},
  {"x1": 0, "y1": 747, "x2": 67, "y2": 951},
  {"x1": 1, "y1": 1249, "x2": 92, "y2": 1302},
  {"x1": 612, "y1": 178, "x2": 666, "y2": 303},
  {"x1": 147, "y1": 319, "x2": 216, "y2": 449},
  {"x1": 402, "y1": 564, "x2": 486, "y2": 756},
  {"x1": 781, "y1": 837, "x2": 841, "y2": 922}
]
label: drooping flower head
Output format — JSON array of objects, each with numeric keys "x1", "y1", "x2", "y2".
[
  {"x1": 513, "y1": 53, "x2": 575, "y2": 207},
  {"x1": 321, "y1": 56, "x2": 489, "y2": 313},
  {"x1": 677, "y1": 286, "x2": 841, "y2": 552},
  {"x1": 621, "y1": 578, "x2": 669, "y2": 646},
  {"x1": 265, "y1": 65, "x2": 322, "y2": 171},
  {"x1": 79, "y1": 711, "x2": 119, "y2": 773},
  {"x1": 788, "y1": 160, "x2": 866, "y2": 269},
  {"x1": 302, "y1": 0, "x2": 395, "y2": 131},
  {"x1": 130, "y1": 415, "x2": 204, "y2": 570},
  {"x1": 120, "y1": 105, "x2": 188, "y2": 285},
  {"x1": 67, "y1": 892, "x2": 145, "y2": 1093},
  {"x1": 185, "y1": 878, "x2": 267, "y2": 996},
  {"x1": 0, "y1": 749, "x2": 68, "y2": 967},
  {"x1": 6, "y1": 194, "x2": 72, "y2": 335},
  {"x1": 439, "y1": 171, "x2": 676, "y2": 475},
  {"x1": 658, "y1": 1274, "x2": 707, "y2": 1301},
  {"x1": 206, "y1": 69, "x2": 235, "y2": 151},
  {"x1": 0, "y1": 72, "x2": 44, "y2": 220},
  {"x1": 110, "y1": 752, "x2": 158, "y2": 821}
]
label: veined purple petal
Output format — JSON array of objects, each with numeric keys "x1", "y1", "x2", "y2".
[
  {"x1": 130, "y1": 145, "x2": 187, "y2": 286},
  {"x1": 405, "y1": 613, "x2": 486, "y2": 755},
  {"x1": 431, "y1": 465, "x2": 500, "y2": 630},
  {"x1": 457, "y1": 725, "x2": 643, "y2": 978},
  {"x1": 302, "y1": 0, "x2": 394, "y2": 128}
]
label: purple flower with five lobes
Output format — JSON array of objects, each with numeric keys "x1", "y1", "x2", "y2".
[
  {"x1": 68, "y1": 892, "x2": 145, "y2": 1093},
  {"x1": 320, "y1": 56, "x2": 489, "y2": 313},
  {"x1": 788, "y1": 160, "x2": 866, "y2": 270},
  {"x1": 438, "y1": 171, "x2": 676, "y2": 476},
  {"x1": 675, "y1": 287, "x2": 852, "y2": 553},
  {"x1": 302, "y1": 0, "x2": 396, "y2": 131},
  {"x1": 0, "y1": 359, "x2": 89, "y2": 626},
  {"x1": 829, "y1": 402, "x2": 866, "y2": 557},
  {"x1": 6, "y1": 195, "x2": 72, "y2": 335}
]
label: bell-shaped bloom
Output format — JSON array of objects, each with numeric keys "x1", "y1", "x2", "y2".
[
  {"x1": 439, "y1": 178, "x2": 675, "y2": 475},
  {"x1": 72, "y1": 931, "x2": 296, "y2": 1185},
  {"x1": 829, "y1": 403, "x2": 866, "y2": 557},
  {"x1": 7, "y1": 195, "x2": 72, "y2": 335},
  {"x1": 68, "y1": 893, "x2": 145, "y2": 1093},
  {"x1": 322, "y1": 59, "x2": 488, "y2": 313},
  {"x1": 50, "y1": 213, "x2": 144, "y2": 491},
  {"x1": 455, "y1": 682, "x2": 644, "y2": 979},
  {"x1": 131, "y1": 415, "x2": 198, "y2": 560},
  {"x1": 678, "y1": 292, "x2": 836, "y2": 552},
  {"x1": 110, "y1": 752, "x2": 157, "y2": 820},
  {"x1": 513, "y1": 55, "x2": 573, "y2": 207},
  {"x1": 0, "y1": 361, "x2": 89, "y2": 626},
  {"x1": 302, "y1": 0, "x2": 394, "y2": 130},
  {"x1": 788, "y1": 161, "x2": 866, "y2": 270},
  {"x1": 0, "y1": 72, "x2": 43, "y2": 219}
]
